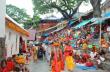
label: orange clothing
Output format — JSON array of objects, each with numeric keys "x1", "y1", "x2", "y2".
[
  {"x1": 58, "y1": 61, "x2": 61, "y2": 72},
  {"x1": 7, "y1": 61, "x2": 15, "y2": 71},
  {"x1": 52, "y1": 60, "x2": 56, "y2": 72},
  {"x1": 59, "y1": 49, "x2": 64, "y2": 70}
]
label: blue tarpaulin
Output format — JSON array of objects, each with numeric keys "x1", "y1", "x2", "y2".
[
  {"x1": 74, "y1": 19, "x2": 92, "y2": 29},
  {"x1": 42, "y1": 33, "x2": 49, "y2": 37},
  {"x1": 91, "y1": 12, "x2": 110, "y2": 25},
  {"x1": 104, "y1": 12, "x2": 110, "y2": 17},
  {"x1": 68, "y1": 20, "x2": 74, "y2": 25},
  {"x1": 76, "y1": 65, "x2": 96, "y2": 70},
  {"x1": 68, "y1": 20, "x2": 75, "y2": 27}
]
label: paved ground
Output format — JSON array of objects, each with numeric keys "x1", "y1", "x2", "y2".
[
  {"x1": 28, "y1": 59, "x2": 107, "y2": 72},
  {"x1": 28, "y1": 60, "x2": 50, "y2": 72}
]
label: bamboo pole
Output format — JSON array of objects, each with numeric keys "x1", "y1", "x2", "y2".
[{"x1": 99, "y1": 18, "x2": 102, "y2": 51}]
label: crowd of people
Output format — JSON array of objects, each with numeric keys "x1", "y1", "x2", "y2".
[
  {"x1": 0, "y1": 24, "x2": 110, "y2": 72},
  {"x1": 39, "y1": 24, "x2": 110, "y2": 72}
]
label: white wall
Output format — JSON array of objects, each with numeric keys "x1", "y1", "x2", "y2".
[
  {"x1": 0, "y1": 0, "x2": 5, "y2": 37},
  {"x1": 5, "y1": 27, "x2": 20, "y2": 57},
  {"x1": 5, "y1": 26, "x2": 28, "y2": 57}
]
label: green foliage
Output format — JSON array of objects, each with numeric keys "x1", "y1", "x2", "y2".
[
  {"x1": 32, "y1": 0, "x2": 88, "y2": 19},
  {"x1": 33, "y1": 16, "x2": 41, "y2": 28},
  {"x1": 6, "y1": 4, "x2": 41, "y2": 29},
  {"x1": 6, "y1": 4, "x2": 30, "y2": 23},
  {"x1": 23, "y1": 16, "x2": 41, "y2": 29}
]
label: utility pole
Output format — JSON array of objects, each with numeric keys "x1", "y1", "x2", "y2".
[{"x1": 0, "y1": 0, "x2": 6, "y2": 61}]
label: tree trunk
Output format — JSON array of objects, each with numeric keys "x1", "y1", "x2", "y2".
[
  {"x1": 90, "y1": 0, "x2": 101, "y2": 17},
  {"x1": 0, "y1": 37, "x2": 6, "y2": 61}
]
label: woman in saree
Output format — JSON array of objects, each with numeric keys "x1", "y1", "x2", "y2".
[
  {"x1": 64, "y1": 42, "x2": 75, "y2": 72},
  {"x1": 58, "y1": 47, "x2": 64, "y2": 71},
  {"x1": 32, "y1": 45, "x2": 38, "y2": 62},
  {"x1": 51, "y1": 44, "x2": 62, "y2": 72}
]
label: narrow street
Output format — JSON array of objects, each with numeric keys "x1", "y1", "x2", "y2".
[
  {"x1": 0, "y1": 0, "x2": 109, "y2": 72},
  {"x1": 28, "y1": 60, "x2": 106, "y2": 72},
  {"x1": 28, "y1": 60, "x2": 50, "y2": 72}
]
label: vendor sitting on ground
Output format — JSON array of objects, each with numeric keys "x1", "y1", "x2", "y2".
[{"x1": 82, "y1": 52, "x2": 91, "y2": 63}]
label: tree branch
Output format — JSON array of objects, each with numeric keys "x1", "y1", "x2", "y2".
[
  {"x1": 51, "y1": 3, "x2": 69, "y2": 18},
  {"x1": 71, "y1": 1, "x2": 83, "y2": 16}
]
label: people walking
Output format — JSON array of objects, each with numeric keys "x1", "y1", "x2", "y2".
[{"x1": 32, "y1": 45, "x2": 38, "y2": 62}]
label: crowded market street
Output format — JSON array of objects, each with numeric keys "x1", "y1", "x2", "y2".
[{"x1": 0, "y1": 0, "x2": 110, "y2": 72}]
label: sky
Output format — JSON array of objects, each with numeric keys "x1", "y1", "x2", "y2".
[{"x1": 6, "y1": 0, "x2": 105, "y2": 18}]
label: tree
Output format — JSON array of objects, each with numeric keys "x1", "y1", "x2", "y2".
[
  {"x1": 90, "y1": 0, "x2": 102, "y2": 17},
  {"x1": 32, "y1": 0, "x2": 87, "y2": 19},
  {"x1": 33, "y1": 16, "x2": 41, "y2": 28},
  {"x1": 6, "y1": 4, "x2": 30, "y2": 23},
  {"x1": 6, "y1": 4, "x2": 41, "y2": 29},
  {"x1": 23, "y1": 16, "x2": 41, "y2": 29}
]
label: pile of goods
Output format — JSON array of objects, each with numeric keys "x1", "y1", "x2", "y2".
[{"x1": 15, "y1": 55, "x2": 26, "y2": 64}]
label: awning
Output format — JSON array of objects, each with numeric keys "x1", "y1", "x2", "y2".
[
  {"x1": 68, "y1": 20, "x2": 74, "y2": 25},
  {"x1": 74, "y1": 19, "x2": 92, "y2": 29},
  {"x1": 68, "y1": 19, "x2": 78, "y2": 27},
  {"x1": 6, "y1": 15, "x2": 30, "y2": 37},
  {"x1": 91, "y1": 12, "x2": 110, "y2": 25},
  {"x1": 104, "y1": 12, "x2": 110, "y2": 17}
]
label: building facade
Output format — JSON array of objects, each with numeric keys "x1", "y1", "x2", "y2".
[{"x1": 5, "y1": 15, "x2": 29, "y2": 57}]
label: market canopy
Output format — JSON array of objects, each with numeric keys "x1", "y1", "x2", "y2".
[
  {"x1": 68, "y1": 19, "x2": 78, "y2": 27},
  {"x1": 91, "y1": 12, "x2": 110, "y2": 25},
  {"x1": 74, "y1": 19, "x2": 92, "y2": 29},
  {"x1": 104, "y1": 12, "x2": 110, "y2": 17},
  {"x1": 68, "y1": 20, "x2": 74, "y2": 26}
]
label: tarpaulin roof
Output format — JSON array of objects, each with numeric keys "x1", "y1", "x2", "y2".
[
  {"x1": 68, "y1": 20, "x2": 74, "y2": 25},
  {"x1": 74, "y1": 19, "x2": 92, "y2": 29},
  {"x1": 104, "y1": 12, "x2": 110, "y2": 17},
  {"x1": 91, "y1": 12, "x2": 110, "y2": 25}
]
